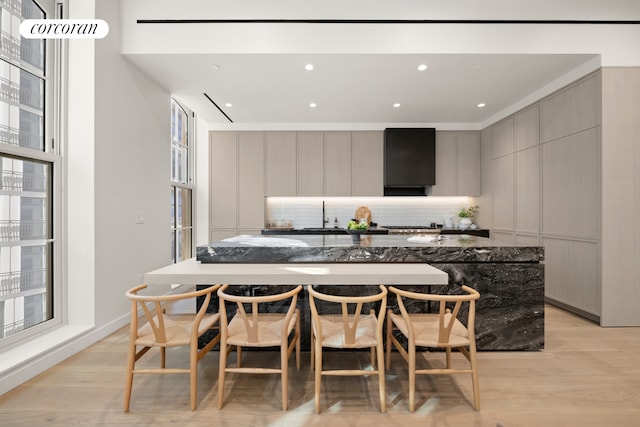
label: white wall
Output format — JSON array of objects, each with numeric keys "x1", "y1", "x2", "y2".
[{"x1": 93, "y1": 0, "x2": 172, "y2": 328}]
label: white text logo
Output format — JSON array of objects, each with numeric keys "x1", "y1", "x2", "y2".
[{"x1": 20, "y1": 19, "x2": 109, "y2": 39}]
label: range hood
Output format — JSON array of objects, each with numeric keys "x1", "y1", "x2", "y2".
[{"x1": 383, "y1": 128, "x2": 436, "y2": 196}]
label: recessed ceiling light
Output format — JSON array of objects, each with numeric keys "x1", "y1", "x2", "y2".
[
  {"x1": 393, "y1": 103, "x2": 401, "y2": 108},
  {"x1": 305, "y1": 64, "x2": 314, "y2": 71},
  {"x1": 417, "y1": 64, "x2": 428, "y2": 71},
  {"x1": 211, "y1": 64, "x2": 221, "y2": 71},
  {"x1": 477, "y1": 103, "x2": 486, "y2": 108},
  {"x1": 309, "y1": 102, "x2": 317, "y2": 108},
  {"x1": 225, "y1": 103, "x2": 232, "y2": 107}
]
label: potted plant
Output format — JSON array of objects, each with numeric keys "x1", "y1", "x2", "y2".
[{"x1": 458, "y1": 205, "x2": 478, "y2": 229}]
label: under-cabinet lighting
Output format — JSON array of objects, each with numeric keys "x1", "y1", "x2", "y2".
[
  {"x1": 417, "y1": 64, "x2": 428, "y2": 71},
  {"x1": 267, "y1": 196, "x2": 472, "y2": 207}
]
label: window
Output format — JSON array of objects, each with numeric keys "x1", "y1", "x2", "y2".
[
  {"x1": 170, "y1": 100, "x2": 193, "y2": 263},
  {"x1": 0, "y1": 0, "x2": 58, "y2": 343}
]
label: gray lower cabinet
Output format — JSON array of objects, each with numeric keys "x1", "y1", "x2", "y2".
[
  {"x1": 210, "y1": 228, "x2": 237, "y2": 242},
  {"x1": 543, "y1": 237, "x2": 600, "y2": 316}
]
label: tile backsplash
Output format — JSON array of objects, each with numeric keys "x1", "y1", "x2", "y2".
[{"x1": 266, "y1": 196, "x2": 478, "y2": 229}]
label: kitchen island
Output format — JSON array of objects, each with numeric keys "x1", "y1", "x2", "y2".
[{"x1": 196, "y1": 234, "x2": 544, "y2": 351}]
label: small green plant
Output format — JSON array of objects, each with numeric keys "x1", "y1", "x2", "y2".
[
  {"x1": 347, "y1": 220, "x2": 368, "y2": 230},
  {"x1": 458, "y1": 205, "x2": 479, "y2": 218}
]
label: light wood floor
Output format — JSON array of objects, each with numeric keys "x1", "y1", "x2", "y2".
[{"x1": 1, "y1": 304, "x2": 640, "y2": 426}]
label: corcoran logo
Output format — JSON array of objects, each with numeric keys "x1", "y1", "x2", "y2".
[{"x1": 20, "y1": 19, "x2": 109, "y2": 39}]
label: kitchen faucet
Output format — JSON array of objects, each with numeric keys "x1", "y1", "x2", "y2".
[{"x1": 322, "y1": 200, "x2": 329, "y2": 229}]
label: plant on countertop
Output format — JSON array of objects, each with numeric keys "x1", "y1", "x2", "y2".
[
  {"x1": 458, "y1": 205, "x2": 479, "y2": 218},
  {"x1": 347, "y1": 220, "x2": 368, "y2": 230}
]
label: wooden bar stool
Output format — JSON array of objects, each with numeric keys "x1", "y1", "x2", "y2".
[
  {"x1": 308, "y1": 284, "x2": 388, "y2": 413},
  {"x1": 217, "y1": 284, "x2": 302, "y2": 410},
  {"x1": 386, "y1": 285, "x2": 481, "y2": 411},
  {"x1": 123, "y1": 283, "x2": 221, "y2": 412}
]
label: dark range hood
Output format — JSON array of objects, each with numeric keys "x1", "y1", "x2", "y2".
[{"x1": 383, "y1": 128, "x2": 436, "y2": 196}]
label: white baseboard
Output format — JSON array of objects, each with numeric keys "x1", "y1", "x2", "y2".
[{"x1": 0, "y1": 313, "x2": 130, "y2": 396}]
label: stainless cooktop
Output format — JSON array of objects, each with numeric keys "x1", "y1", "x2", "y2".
[{"x1": 382, "y1": 225, "x2": 441, "y2": 234}]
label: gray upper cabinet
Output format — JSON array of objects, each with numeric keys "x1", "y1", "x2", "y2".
[
  {"x1": 351, "y1": 131, "x2": 384, "y2": 196},
  {"x1": 265, "y1": 132, "x2": 297, "y2": 196},
  {"x1": 456, "y1": 132, "x2": 481, "y2": 196},
  {"x1": 431, "y1": 131, "x2": 480, "y2": 196},
  {"x1": 491, "y1": 116, "x2": 515, "y2": 159},
  {"x1": 324, "y1": 132, "x2": 352, "y2": 196},
  {"x1": 210, "y1": 131, "x2": 265, "y2": 234},
  {"x1": 237, "y1": 133, "x2": 265, "y2": 229},
  {"x1": 515, "y1": 103, "x2": 540, "y2": 152},
  {"x1": 492, "y1": 153, "x2": 515, "y2": 231},
  {"x1": 210, "y1": 132, "x2": 237, "y2": 229},
  {"x1": 297, "y1": 132, "x2": 324, "y2": 196},
  {"x1": 490, "y1": 118, "x2": 515, "y2": 233},
  {"x1": 431, "y1": 132, "x2": 457, "y2": 196},
  {"x1": 541, "y1": 73, "x2": 600, "y2": 143}
]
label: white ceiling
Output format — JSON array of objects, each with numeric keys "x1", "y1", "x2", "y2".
[{"x1": 125, "y1": 52, "x2": 598, "y2": 127}]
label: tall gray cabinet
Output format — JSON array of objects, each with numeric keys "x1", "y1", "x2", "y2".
[
  {"x1": 484, "y1": 72, "x2": 602, "y2": 321},
  {"x1": 540, "y1": 74, "x2": 601, "y2": 319},
  {"x1": 209, "y1": 132, "x2": 265, "y2": 241}
]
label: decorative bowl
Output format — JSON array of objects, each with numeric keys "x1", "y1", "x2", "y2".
[
  {"x1": 346, "y1": 228, "x2": 368, "y2": 235},
  {"x1": 346, "y1": 228, "x2": 368, "y2": 244}
]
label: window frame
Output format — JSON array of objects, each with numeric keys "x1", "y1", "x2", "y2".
[
  {"x1": 0, "y1": 0, "x2": 62, "y2": 348},
  {"x1": 170, "y1": 99, "x2": 195, "y2": 263}
]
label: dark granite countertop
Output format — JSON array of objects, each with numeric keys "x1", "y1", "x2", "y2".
[
  {"x1": 261, "y1": 227, "x2": 390, "y2": 235},
  {"x1": 261, "y1": 227, "x2": 490, "y2": 238},
  {"x1": 196, "y1": 234, "x2": 543, "y2": 263}
]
